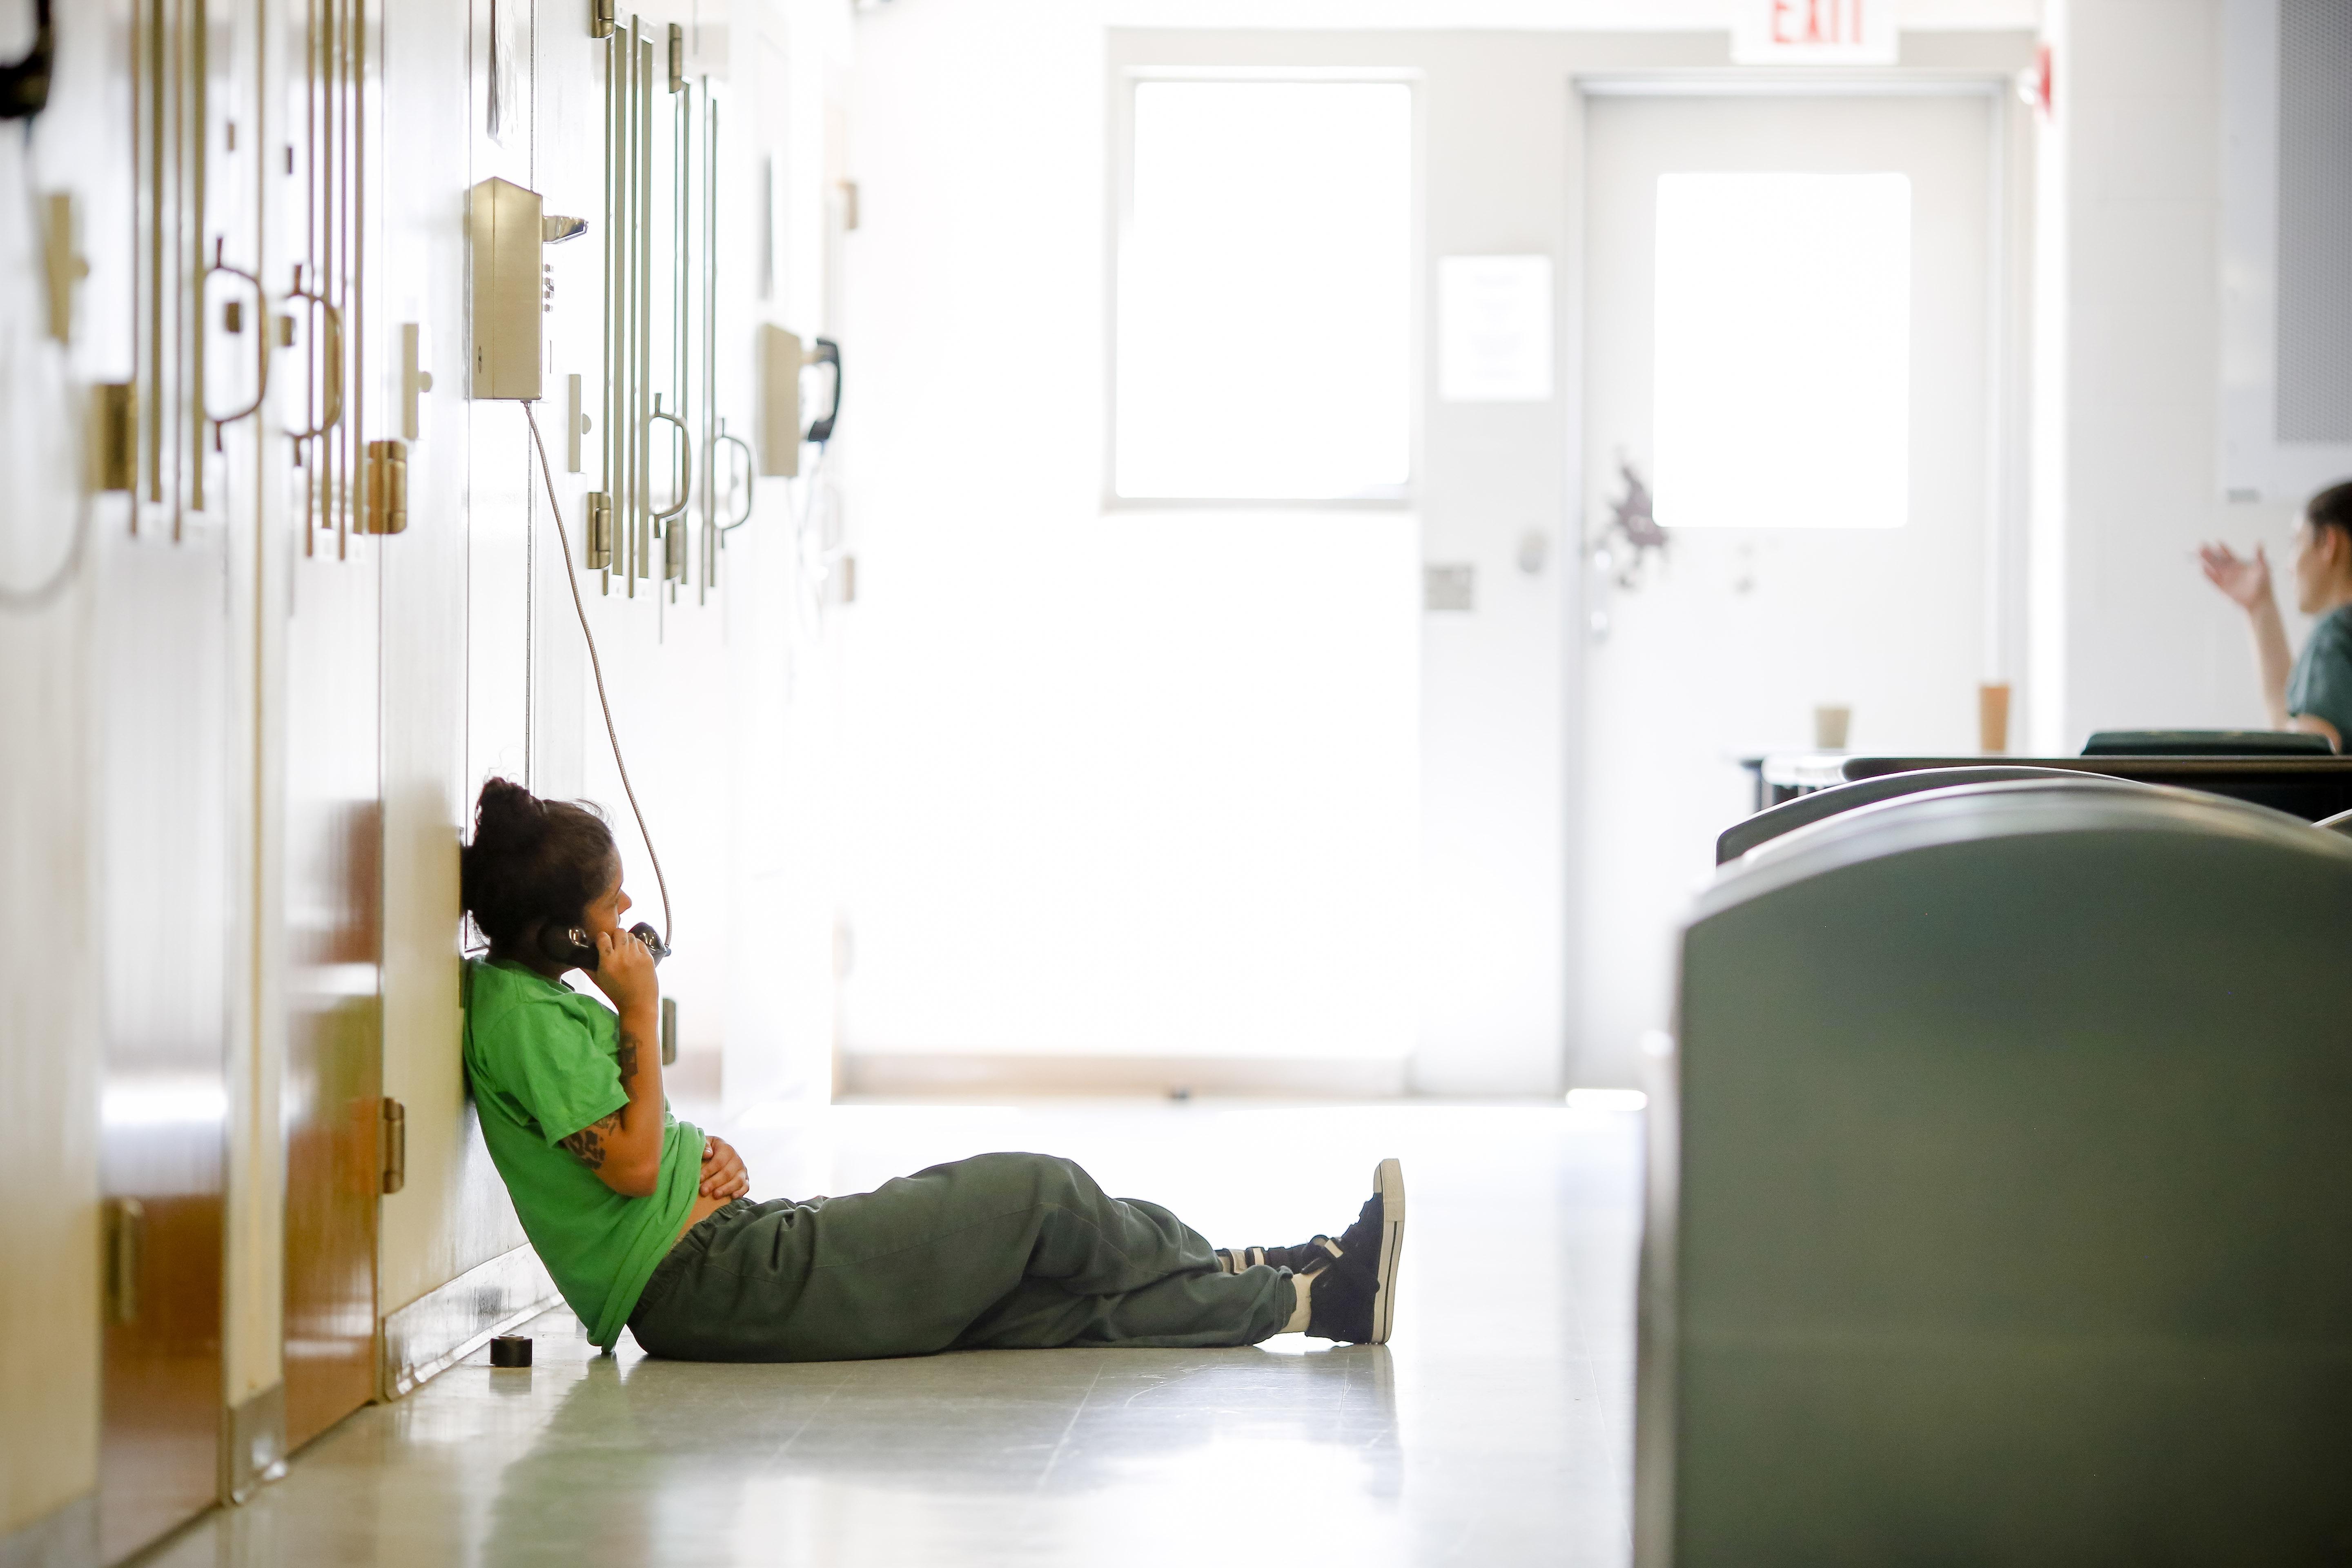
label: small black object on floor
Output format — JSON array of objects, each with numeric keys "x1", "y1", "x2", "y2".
[{"x1": 489, "y1": 1335, "x2": 532, "y2": 1368}]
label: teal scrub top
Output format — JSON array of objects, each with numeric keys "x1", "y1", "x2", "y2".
[{"x1": 2287, "y1": 604, "x2": 2352, "y2": 746}]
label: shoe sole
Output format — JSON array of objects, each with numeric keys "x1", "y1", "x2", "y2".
[{"x1": 1368, "y1": 1157, "x2": 1405, "y2": 1343}]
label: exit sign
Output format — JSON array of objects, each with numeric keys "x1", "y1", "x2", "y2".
[{"x1": 1731, "y1": 0, "x2": 1898, "y2": 64}]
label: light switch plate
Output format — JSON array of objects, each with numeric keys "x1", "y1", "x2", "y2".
[{"x1": 1424, "y1": 564, "x2": 1476, "y2": 613}]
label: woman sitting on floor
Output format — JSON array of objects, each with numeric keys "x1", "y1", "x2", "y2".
[{"x1": 458, "y1": 777, "x2": 1405, "y2": 1361}]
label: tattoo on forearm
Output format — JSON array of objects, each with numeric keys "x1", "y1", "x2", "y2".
[
  {"x1": 615, "y1": 1034, "x2": 641, "y2": 1086},
  {"x1": 559, "y1": 1112, "x2": 624, "y2": 1171}
]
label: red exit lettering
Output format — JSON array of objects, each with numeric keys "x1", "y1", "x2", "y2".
[{"x1": 1772, "y1": 0, "x2": 1868, "y2": 47}]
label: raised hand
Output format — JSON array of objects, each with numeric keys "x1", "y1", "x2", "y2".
[{"x1": 2199, "y1": 541, "x2": 2274, "y2": 613}]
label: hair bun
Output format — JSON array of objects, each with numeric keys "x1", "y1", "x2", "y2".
[
  {"x1": 459, "y1": 778, "x2": 621, "y2": 953},
  {"x1": 473, "y1": 777, "x2": 550, "y2": 846}
]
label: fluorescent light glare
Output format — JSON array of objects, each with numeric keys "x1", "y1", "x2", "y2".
[
  {"x1": 1566, "y1": 1087, "x2": 1649, "y2": 1113},
  {"x1": 102, "y1": 1077, "x2": 230, "y2": 1128},
  {"x1": 1116, "y1": 81, "x2": 1413, "y2": 500}
]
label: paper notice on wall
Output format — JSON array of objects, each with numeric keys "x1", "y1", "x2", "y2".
[
  {"x1": 1730, "y1": 0, "x2": 1899, "y2": 65},
  {"x1": 1437, "y1": 255, "x2": 1554, "y2": 403}
]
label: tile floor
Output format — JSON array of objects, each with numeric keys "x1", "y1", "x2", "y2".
[{"x1": 143, "y1": 1099, "x2": 1643, "y2": 1567}]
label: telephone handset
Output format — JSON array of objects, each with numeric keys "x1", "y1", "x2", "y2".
[
  {"x1": 755, "y1": 329, "x2": 843, "y2": 477},
  {"x1": 803, "y1": 338, "x2": 842, "y2": 445},
  {"x1": 538, "y1": 920, "x2": 672, "y2": 973}
]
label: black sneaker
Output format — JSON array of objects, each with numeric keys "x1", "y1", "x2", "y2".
[{"x1": 1304, "y1": 1158, "x2": 1405, "y2": 1345}]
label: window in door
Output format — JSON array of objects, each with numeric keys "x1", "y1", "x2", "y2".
[{"x1": 1652, "y1": 170, "x2": 1911, "y2": 529}]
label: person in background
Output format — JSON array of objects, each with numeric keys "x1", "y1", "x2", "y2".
[{"x1": 2199, "y1": 480, "x2": 2352, "y2": 751}]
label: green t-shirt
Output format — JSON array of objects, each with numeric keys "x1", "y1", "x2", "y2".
[
  {"x1": 2287, "y1": 604, "x2": 2352, "y2": 746},
  {"x1": 461, "y1": 958, "x2": 702, "y2": 1348}
]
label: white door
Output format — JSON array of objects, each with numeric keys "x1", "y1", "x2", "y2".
[{"x1": 1578, "y1": 90, "x2": 2000, "y2": 1087}]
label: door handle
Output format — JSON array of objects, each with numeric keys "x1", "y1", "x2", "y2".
[
  {"x1": 284, "y1": 265, "x2": 344, "y2": 441},
  {"x1": 203, "y1": 238, "x2": 271, "y2": 448},
  {"x1": 647, "y1": 396, "x2": 691, "y2": 522},
  {"x1": 105, "y1": 1196, "x2": 145, "y2": 1325},
  {"x1": 381, "y1": 1098, "x2": 407, "y2": 1194},
  {"x1": 713, "y1": 421, "x2": 755, "y2": 536}
]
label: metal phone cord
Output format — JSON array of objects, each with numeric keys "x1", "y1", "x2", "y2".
[{"x1": 520, "y1": 401, "x2": 673, "y2": 950}]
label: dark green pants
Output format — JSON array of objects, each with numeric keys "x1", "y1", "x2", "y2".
[{"x1": 627, "y1": 1151, "x2": 1296, "y2": 1361}]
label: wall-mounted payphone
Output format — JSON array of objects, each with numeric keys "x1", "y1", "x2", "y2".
[
  {"x1": 470, "y1": 177, "x2": 544, "y2": 401},
  {"x1": 470, "y1": 178, "x2": 590, "y2": 401},
  {"x1": 757, "y1": 324, "x2": 842, "y2": 479}
]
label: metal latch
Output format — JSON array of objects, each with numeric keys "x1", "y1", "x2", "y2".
[
  {"x1": 401, "y1": 322, "x2": 434, "y2": 440},
  {"x1": 362, "y1": 439, "x2": 407, "y2": 535},
  {"x1": 381, "y1": 1098, "x2": 407, "y2": 1194}
]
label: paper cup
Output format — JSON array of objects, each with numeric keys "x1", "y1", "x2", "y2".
[{"x1": 1979, "y1": 682, "x2": 2011, "y2": 754}]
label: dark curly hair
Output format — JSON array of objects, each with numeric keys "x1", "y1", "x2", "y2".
[{"x1": 460, "y1": 778, "x2": 619, "y2": 953}]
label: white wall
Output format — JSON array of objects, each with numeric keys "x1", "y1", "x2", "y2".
[
  {"x1": 839, "y1": 7, "x2": 2046, "y2": 1097},
  {"x1": 2046, "y1": 0, "x2": 2309, "y2": 742},
  {"x1": 840, "y1": 6, "x2": 1423, "y2": 1078},
  {"x1": 1096, "y1": 0, "x2": 2040, "y2": 29},
  {"x1": 840, "y1": 14, "x2": 1686, "y2": 1097}
]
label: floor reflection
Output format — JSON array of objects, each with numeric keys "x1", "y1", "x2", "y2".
[
  {"x1": 140, "y1": 1100, "x2": 1637, "y2": 1568},
  {"x1": 472, "y1": 1340, "x2": 1399, "y2": 1566}
]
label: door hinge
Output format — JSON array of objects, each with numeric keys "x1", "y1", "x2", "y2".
[
  {"x1": 380, "y1": 1098, "x2": 407, "y2": 1194},
  {"x1": 105, "y1": 1196, "x2": 144, "y2": 1325},
  {"x1": 361, "y1": 439, "x2": 408, "y2": 535},
  {"x1": 93, "y1": 383, "x2": 136, "y2": 491}
]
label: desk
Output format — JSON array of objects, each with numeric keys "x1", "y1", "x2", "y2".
[
  {"x1": 1737, "y1": 751, "x2": 1854, "y2": 812},
  {"x1": 1740, "y1": 752, "x2": 2352, "y2": 822}
]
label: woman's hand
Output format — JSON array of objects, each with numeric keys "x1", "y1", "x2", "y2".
[
  {"x1": 586, "y1": 925, "x2": 659, "y2": 1017},
  {"x1": 2199, "y1": 541, "x2": 2274, "y2": 614},
  {"x1": 699, "y1": 1136, "x2": 751, "y2": 1201},
  {"x1": 2204, "y1": 540, "x2": 2297, "y2": 728}
]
